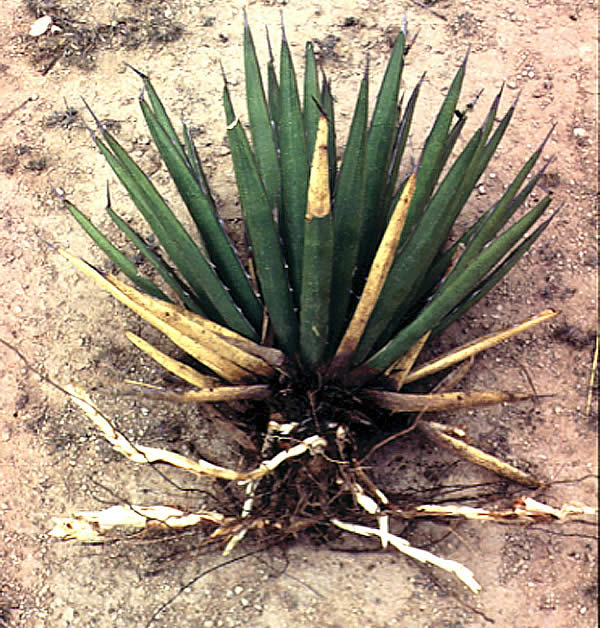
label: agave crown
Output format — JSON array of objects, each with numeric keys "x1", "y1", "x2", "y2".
[{"x1": 64, "y1": 21, "x2": 555, "y2": 394}]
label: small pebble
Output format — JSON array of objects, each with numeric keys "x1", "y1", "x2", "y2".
[
  {"x1": 30, "y1": 15, "x2": 52, "y2": 36},
  {"x1": 573, "y1": 127, "x2": 587, "y2": 138},
  {"x1": 507, "y1": 81, "x2": 518, "y2": 89}
]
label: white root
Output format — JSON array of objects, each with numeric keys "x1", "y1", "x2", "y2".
[
  {"x1": 66, "y1": 385, "x2": 326, "y2": 482},
  {"x1": 331, "y1": 518, "x2": 481, "y2": 594},
  {"x1": 415, "y1": 497, "x2": 598, "y2": 523},
  {"x1": 223, "y1": 420, "x2": 295, "y2": 556},
  {"x1": 352, "y1": 482, "x2": 390, "y2": 549},
  {"x1": 49, "y1": 505, "x2": 227, "y2": 542}
]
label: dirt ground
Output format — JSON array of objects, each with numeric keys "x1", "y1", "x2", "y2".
[{"x1": 0, "y1": 0, "x2": 597, "y2": 626}]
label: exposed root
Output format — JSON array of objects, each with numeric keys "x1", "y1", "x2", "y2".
[
  {"x1": 2, "y1": 337, "x2": 595, "y2": 596},
  {"x1": 49, "y1": 383, "x2": 597, "y2": 593},
  {"x1": 331, "y1": 519, "x2": 481, "y2": 593}
]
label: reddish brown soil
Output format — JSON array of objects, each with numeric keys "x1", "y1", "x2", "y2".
[{"x1": 0, "y1": 1, "x2": 597, "y2": 626}]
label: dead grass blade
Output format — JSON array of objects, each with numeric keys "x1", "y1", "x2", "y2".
[
  {"x1": 200, "y1": 317, "x2": 286, "y2": 369},
  {"x1": 329, "y1": 173, "x2": 417, "y2": 374},
  {"x1": 57, "y1": 248, "x2": 268, "y2": 382},
  {"x1": 119, "y1": 383, "x2": 271, "y2": 403},
  {"x1": 385, "y1": 331, "x2": 431, "y2": 389},
  {"x1": 125, "y1": 331, "x2": 220, "y2": 388},
  {"x1": 418, "y1": 420, "x2": 541, "y2": 487},
  {"x1": 65, "y1": 385, "x2": 254, "y2": 479},
  {"x1": 585, "y1": 326, "x2": 598, "y2": 415},
  {"x1": 104, "y1": 272, "x2": 275, "y2": 378},
  {"x1": 404, "y1": 309, "x2": 560, "y2": 384},
  {"x1": 367, "y1": 389, "x2": 532, "y2": 413}
]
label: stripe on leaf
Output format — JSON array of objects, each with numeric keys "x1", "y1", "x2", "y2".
[
  {"x1": 300, "y1": 113, "x2": 333, "y2": 367},
  {"x1": 329, "y1": 70, "x2": 368, "y2": 347},
  {"x1": 353, "y1": 127, "x2": 483, "y2": 364},
  {"x1": 358, "y1": 196, "x2": 552, "y2": 376}
]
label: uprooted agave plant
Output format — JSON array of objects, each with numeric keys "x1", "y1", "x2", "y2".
[{"x1": 49, "y1": 20, "x2": 585, "y2": 591}]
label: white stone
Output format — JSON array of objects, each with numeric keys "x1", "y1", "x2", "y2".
[{"x1": 30, "y1": 15, "x2": 52, "y2": 37}]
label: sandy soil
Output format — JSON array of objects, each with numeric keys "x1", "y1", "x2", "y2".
[{"x1": 0, "y1": 0, "x2": 597, "y2": 626}]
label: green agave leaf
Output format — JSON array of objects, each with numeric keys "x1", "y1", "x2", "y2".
[
  {"x1": 127, "y1": 66, "x2": 186, "y2": 160},
  {"x1": 279, "y1": 25, "x2": 308, "y2": 297},
  {"x1": 139, "y1": 97, "x2": 264, "y2": 331},
  {"x1": 300, "y1": 114, "x2": 334, "y2": 367},
  {"x1": 320, "y1": 72, "x2": 337, "y2": 192},
  {"x1": 265, "y1": 26, "x2": 281, "y2": 136},
  {"x1": 244, "y1": 18, "x2": 281, "y2": 214},
  {"x1": 437, "y1": 112, "x2": 469, "y2": 176},
  {"x1": 420, "y1": 155, "x2": 552, "y2": 305},
  {"x1": 329, "y1": 69, "x2": 368, "y2": 347},
  {"x1": 356, "y1": 32, "x2": 406, "y2": 280},
  {"x1": 82, "y1": 105, "x2": 256, "y2": 338},
  {"x1": 353, "y1": 126, "x2": 483, "y2": 364},
  {"x1": 303, "y1": 41, "x2": 320, "y2": 161},
  {"x1": 223, "y1": 82, "x2": 298, "y2": 355},
  {"x1": 448, "y1": 125, "x2": 554, "y2": 281},
  {"x1": 459, "y1": 87, "x2": 512, "y2": 194},
  {"x1": 392, "y1": 89, "x2": 518, "y2": 311},
  {"x1": 433, "y1": 205, "x2": 557, "y2": 335},
  {"x1": 383, "y1": 74, "x2": 424, "y2": 222},
  {"x1": 399, "y1": 51, "x2": 469, "y2": 240},
  {"x1": 106, "y1": 203, "x2": 205, "y2": 316},
  {"x1": 64, "y1": 199, "x2": 169, "y2": 302},
  {"x1": 362, "y1": 195, "x2": 552, "y2": 373},
  {"x1": 300, "y1": 212, "x2": 334, "y2": 367},
  {"x1": 182, "y1": 120, "x2": 213, "y2": 200}
]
